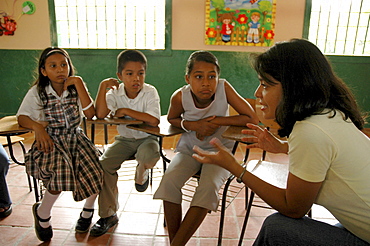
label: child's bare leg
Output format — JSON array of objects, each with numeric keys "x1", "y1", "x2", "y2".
[
  {"x1": 163, "y1": 201, "x2": 182, "y2": 242},
  {"x1": 171, "y1": 206, "x2": 209, "y2": 246}
]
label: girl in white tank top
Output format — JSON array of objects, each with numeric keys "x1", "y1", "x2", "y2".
[{"x1": 153, "y1": 51, "x2": 258, "y2": 245}]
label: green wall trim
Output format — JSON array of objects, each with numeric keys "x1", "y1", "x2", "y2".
[{"x1": 1, "y1": 49, "x2": 369, "y2": 127}]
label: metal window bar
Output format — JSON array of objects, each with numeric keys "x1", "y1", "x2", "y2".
[
  {"x1": 54, "y1": 0, "x2": 165, "y2": 49},
  {"x1": 308, "y1": 0, "x2": 370, "y2": 56}
]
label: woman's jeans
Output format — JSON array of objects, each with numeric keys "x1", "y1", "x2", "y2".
[{"x1": 253, "y1": 212, "x2": 369, "y2": 246}]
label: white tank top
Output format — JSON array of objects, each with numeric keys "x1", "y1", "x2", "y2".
[{"x1": 176, "y1": 79, "x2": 234, "y2": 155}]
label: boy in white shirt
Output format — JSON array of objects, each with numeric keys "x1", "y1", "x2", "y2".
[{"x1": 90, "y1": 50, "x2": 161, "y2": 237}]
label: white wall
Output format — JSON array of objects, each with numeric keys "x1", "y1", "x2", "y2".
[
  {"x1": 0, "y1": 0, "x2": 306, "y2": 51},
  {"x1": 172, "y1": 0, "x2": 306, "y2": 52},
  {"x1": 0, "y1": 0, "x2": 51, "y2": 49}
]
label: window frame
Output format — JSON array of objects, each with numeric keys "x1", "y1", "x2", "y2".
[{"x1": 47, "y1": 0, "x2": 172, "y2": 56}]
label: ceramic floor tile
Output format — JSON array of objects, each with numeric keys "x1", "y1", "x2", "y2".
[
  {"x1": 200, "y1": 214, "x2": 240, "y2": 239},
  {"x1": 109, "y1": 234, "x2": 154, "y2": 246},
  {"x1": 115, "y1": 211, "x2": 159, "y2": 235},
  {"x1": 0, "y1": 204, "x2": 34, "y2": 227},
  {"x1": 18, "y1": 227, "x2": 72, "y2": 246},
  {"x1": 155, "y1": 214, "x2": 168, "y2": 237},
  {"x1": 64, "y1": 232, "x2": 112, "y2": 245},
  {"x1": 153, "y1": 236, "x2": 171, "y2": 246},
  {"x1": 0, "y1": 226, "x2": 30, "y2": 245}
]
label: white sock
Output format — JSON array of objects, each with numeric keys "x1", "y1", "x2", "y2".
[
  {"x1": 81, "y1": 194, "x2": 98, "y2": 218},
  {"x1": 37, "y1": 190, "x2": 60, "y2": 228}
]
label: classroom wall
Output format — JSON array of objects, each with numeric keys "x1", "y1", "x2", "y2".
[{"x1": 1, "y1": 0, "x2": 369, "y2": 127}]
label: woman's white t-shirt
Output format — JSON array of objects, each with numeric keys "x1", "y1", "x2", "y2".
[{"x1": 289, "y1": 110, "x2": 370, "y2": 243}]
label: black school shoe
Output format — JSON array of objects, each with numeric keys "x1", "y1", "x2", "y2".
[
  {"x1": 135, "y1": 177, "x2": 150, "y2": 192},
  {"x1": 75, "y1": 208, "x2": 94, "y2": 233},
  {"x1": 0, "y1": 205, "x2": 12, "y2": 218},
  {"x1": 89, "y1": 214, "x2": 119, "y2": 237},
  {"x1": 32, "y1": 202, "x2": 53, "y2": 241}
]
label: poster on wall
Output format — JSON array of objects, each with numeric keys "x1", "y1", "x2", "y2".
[{"x1": 205, "y1": 0, "x2": 276, "y2": 47}]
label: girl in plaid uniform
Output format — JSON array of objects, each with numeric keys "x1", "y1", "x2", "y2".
[{"x1": 17, "y1": 47, "x2": 103, "y2": 242}]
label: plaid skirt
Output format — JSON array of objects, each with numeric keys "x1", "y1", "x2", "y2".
[{"x1": 25, "y1": 128, "x2": 103, "y2": 201}]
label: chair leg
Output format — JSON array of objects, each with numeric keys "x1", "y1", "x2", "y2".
[
  {"x1": 217, "y1": 141, "x2": 251, "y2": 245},
  {"x1": 238, "y1": 191, "x2": 255, "y2": 246},
  {"x1": 217, "y1": 176, "x2": 233, "y2": 246},
  {"x1": 33, "y1": 177, "x2": 40, "y2": 202},
  {"x1": 26, "y1": 174, "x2": 32, "y2": 192},
  {"x1": 17, "y1": 141, "x2": 34, "y2": 193}
]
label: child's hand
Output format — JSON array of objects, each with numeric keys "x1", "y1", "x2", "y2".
[
  {"x1": 195, "y1": 116, "x2": 219, "y2": 139},
  {"x1": 63, "y1": 76, "x2": 84, "y2": 91},
  {"x1": 113, "y1": 108, "x2": 127, "y2": 118},
  {"x1": 101, "y1": 78, "x2": 120, "y2": 90},
  {"x1": 34, "y1": 126, "x2": 54, "y2": 153},
  {"x1": 192, "y1": 137, "x2": 236, "y2": 171}
]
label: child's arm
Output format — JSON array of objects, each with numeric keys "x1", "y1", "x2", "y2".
[
  {"x1": 209, "y1": 81, "x2": 259, "y2": 126},
  {"x1": 167, "y1": 90, "x2": 219, "y2": 139},
  {"x1": 95, "y1": 78, "x2": 120, "y2": 119},
  {"x1": 64, "y1": 76, "x2": 95, "y2": 119},
  {"x1": 114, "y1": 108, "x2": 159, "y2": 127},
  {"x1": 114, "y1": 86, "x2": 160, "y2": 127},
  {"x1": 17, "y1": 115, "x2": 54, "y2": 153}
]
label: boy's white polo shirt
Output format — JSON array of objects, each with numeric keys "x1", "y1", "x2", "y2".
[{"x1": 106, "y1": 83, "x2": 160, "y2": 139}]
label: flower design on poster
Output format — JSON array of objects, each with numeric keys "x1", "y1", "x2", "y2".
[{"x1": 205, "y1": 0, "x2": 276, "y2": 47}]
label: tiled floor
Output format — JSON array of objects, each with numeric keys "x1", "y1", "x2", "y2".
[{"x1": 1, "y1": 124, "x2": 338, "y2": 246}]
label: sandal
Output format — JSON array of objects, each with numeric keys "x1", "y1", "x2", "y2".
[
  {"x1": 75, "y1": 208, "x2": 94, "y2": 233},
  {"x1": 0, "y1": 206, "x2": 12, "y2": 218},
  {"x1": 32, "y1": 202, "x2": 53, "y2": 241}
]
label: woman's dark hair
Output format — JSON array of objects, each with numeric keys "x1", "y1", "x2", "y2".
[
  {"x1": 33, "y1": 47, "x2": 75, "y2": 99},
  {"x1": 117, "y1": 50, "x2": 147, "y2": 73},
  {"x1": 250, "y1": 38, "x2": 366, "y2": 137},
  {"x1": 186, "y1": 51, "x2": 220, "y2": 75}
]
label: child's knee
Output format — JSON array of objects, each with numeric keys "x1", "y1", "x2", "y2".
[
  {"x1": 99, "y1": 159, "x2": 121, "y2": 174},
  {"x1": 136, "y1": 151, "x2": 160, "y2": 168}
]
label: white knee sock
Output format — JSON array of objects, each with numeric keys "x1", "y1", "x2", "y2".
[
  {"x1": 81, "y1": 194, "x2": 98, "y2": 218},
  {"x1": 37, "y1": 190, "x2": 60, "y2": 228}
]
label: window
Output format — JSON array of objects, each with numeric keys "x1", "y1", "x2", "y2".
[
  {"x1": 51, "y1": 0, "x2": 167, "y2": 50},
  {"x1": 307, "y1": 0, "x2": 370, "y2": 56}
]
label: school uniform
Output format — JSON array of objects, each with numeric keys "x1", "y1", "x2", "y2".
[
  {"x1": 17, "y1": 85, "x2": 103, "y2": 201},
  {"x1": 97, "y1": 83, "x2": 161, "y2": 218}
]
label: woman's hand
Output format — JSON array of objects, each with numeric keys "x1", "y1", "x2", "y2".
[
  {"x1": 242, "y1": 123, "x2": 288, "y2": 154},
  {"x1": 192, "y1": 137, "x2": 238, "y2": 171}
]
